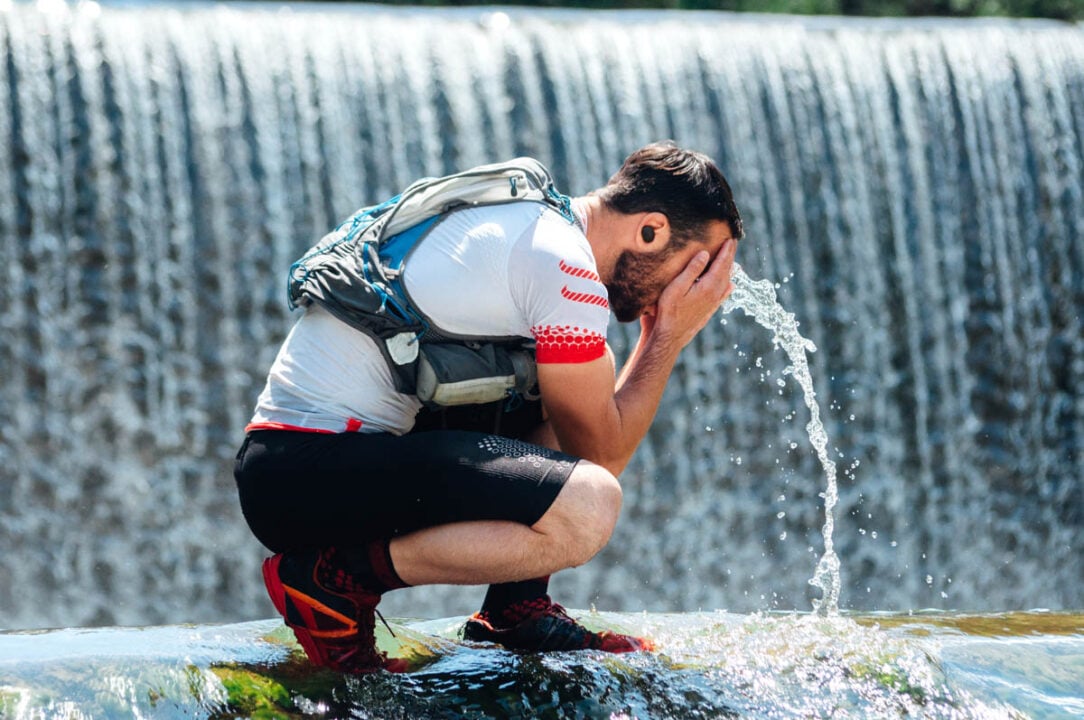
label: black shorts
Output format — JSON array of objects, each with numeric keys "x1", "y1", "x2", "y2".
[{"x1": 233, "y1": 403, "x2": 580, "y2": 553}]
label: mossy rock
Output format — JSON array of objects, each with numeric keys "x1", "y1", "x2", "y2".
[{"x1": 209, "y1": 657, "x2": 344, "y2": 719}]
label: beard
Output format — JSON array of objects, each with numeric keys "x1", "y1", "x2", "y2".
[{"x1": 606, "y1": 248, "x2": 672, "y2": 323}]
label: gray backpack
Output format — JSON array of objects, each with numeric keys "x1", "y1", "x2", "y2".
[{"x1": 287, "y1": 158, "x2": 578, "y2": 406}]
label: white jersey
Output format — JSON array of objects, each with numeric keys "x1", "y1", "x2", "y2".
[{"x1": 247, "y1": 201, "x2": 610, "y2": 435}]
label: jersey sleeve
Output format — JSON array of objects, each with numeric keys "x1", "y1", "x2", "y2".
[{"x1": 510, "y1": 211, "x2": 610, "y2": 365}]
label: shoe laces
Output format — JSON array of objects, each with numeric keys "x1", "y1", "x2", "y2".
[
  {"x1": 502, "y1": 594, "x2": 564, "y2": 625},
  {"x1": 376, "y1": 608, "x2": 397, "y2": 638}
]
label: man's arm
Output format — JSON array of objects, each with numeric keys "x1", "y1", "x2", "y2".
[{"x1": 537, "y1": 238, "x2": 737, "y2": 476}]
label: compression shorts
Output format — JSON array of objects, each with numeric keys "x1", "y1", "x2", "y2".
[{"x1": 234, "y1": 421, "x2": 579, "y2": 552}]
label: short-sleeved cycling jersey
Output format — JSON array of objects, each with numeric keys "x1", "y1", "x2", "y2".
[{"x1": 246, "y1": 200, "x2": 609, "y2": 436}]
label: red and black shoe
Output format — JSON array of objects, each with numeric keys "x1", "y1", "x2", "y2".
[
  {"x1": 462, "y1": 595, "x2": 654, "y2": 653},
  {"x1": 262, "y1": 549, "x2": 408, "y2": 674}
]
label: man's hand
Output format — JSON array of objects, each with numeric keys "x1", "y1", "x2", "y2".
[{"x1": 644, "y1": 236, "x2": 738, "y2": 354}]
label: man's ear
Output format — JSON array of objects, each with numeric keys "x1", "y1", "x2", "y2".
[{"x1": 636, "y1": 212, "x2": 670, "y2": 251}]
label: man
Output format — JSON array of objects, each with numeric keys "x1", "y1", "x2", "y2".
[{"x1": 234, "y1": 142, "x2": 742, "y2": 673}]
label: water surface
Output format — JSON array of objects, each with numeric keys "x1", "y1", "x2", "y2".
[{"x1": 2, "y1": 611, "x2": 1081, "y2": 718}]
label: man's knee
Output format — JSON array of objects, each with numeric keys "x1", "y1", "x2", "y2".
[{"x1": 534, "y1": 462, "x2": 622, "y2": 567}]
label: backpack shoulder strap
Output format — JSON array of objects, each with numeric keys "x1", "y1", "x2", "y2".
[{"x1": 370, "y1": 157, "x2": 574, "y2": 245}]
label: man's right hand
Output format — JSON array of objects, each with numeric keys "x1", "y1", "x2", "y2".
[{"x1": 643, "y1": 235, "x2": 737, "y2": 355}]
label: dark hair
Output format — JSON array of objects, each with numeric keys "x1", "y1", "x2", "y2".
[{"x1": 597, "y1": 141, "x2": 743, "y2": 247}]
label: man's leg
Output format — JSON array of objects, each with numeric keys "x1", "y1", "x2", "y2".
[
  {"x1": 387, "y1": 459, "x2": 621, "y2": 585},
  {"x1": 263, "y1": 461, "x2": 627, "y2": 670},
  {"x1": 236, "y1": 427, "x2": 634, "y2": 672},
  {"x1": 404, "y1": 403, "x2": 576, "y2": 628},
  {"x1": 234, "y1": 422, "x2": 646, "y2": 676},
  {"x1": 380, "y1": 456, "x2": 648, "y2": 653},
  {"x1": 404, "y1": 400, "x2": 652, "y2": 648}
]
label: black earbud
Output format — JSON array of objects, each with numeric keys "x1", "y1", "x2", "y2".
[{"x1": 641, "y1": 226, "x2": 655, "y2": 243}]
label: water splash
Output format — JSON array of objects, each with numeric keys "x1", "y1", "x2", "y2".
[{"x1": 723, "y1": 264, "x2": 842, "y2": 615}]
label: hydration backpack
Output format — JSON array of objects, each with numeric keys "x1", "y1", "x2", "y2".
[{"x1": 287, "y1": 157, "x2": 578, "y2": 405}]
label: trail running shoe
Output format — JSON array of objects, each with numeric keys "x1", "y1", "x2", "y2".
[
  {"x1": 262, "y1": 550, "x2": 408, "y2": 674},
  {"x1": 462, "y1": 595, "x2": 654, "y2": 653}
]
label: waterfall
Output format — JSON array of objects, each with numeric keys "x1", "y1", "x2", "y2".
[{"x1": 1, "y1": 2, "x2": 1081, "y2": 631}]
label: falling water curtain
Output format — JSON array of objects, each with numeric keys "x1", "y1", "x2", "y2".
[{"x1": 0, "y1": 3, "x2": 1081, "y2": 629}]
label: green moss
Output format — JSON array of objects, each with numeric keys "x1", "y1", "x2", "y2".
[
  {"x1": 851, "y1": 661, "x2": 931, "y2": 705},
  {"x1": 211, "y1": 666, "x2": 299, "y2": 719},
  {"x1": 209, "y1": 657, "x2": 349, "y2": 719}
]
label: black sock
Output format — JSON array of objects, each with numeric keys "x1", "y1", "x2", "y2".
[
  {"x1": 481, "y1": 576, "x2": 551, "y2": 625},
  {"x1": 322, "y1": 540, "x2": 410, "y2": 595}
]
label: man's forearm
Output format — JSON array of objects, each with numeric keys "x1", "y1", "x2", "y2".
[
  {"x1": 549, "y1": 328, "x2": 683, "y2": 477},
  {"x1": 605, "y1": 329, "x2": 684, "y2": 474}
]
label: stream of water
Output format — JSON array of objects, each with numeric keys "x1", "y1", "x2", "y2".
[{"x1": 723, "y1": 265, "x2": 842, "y2": 616}]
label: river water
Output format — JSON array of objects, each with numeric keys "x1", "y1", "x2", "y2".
[{"x1": 2, "y1": 611, "x2": 1082, "y2": 718}]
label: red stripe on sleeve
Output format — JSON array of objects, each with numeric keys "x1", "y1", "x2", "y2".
[
  {"x1": 560, "y1": 285, "x2": 609, "y2": 309},
  {"x1": 558, "y1": 259, "x2": 602, "y2": 283},
  {"x1": 532, "y1": 325, "x2": 606, "y2": 364}
]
